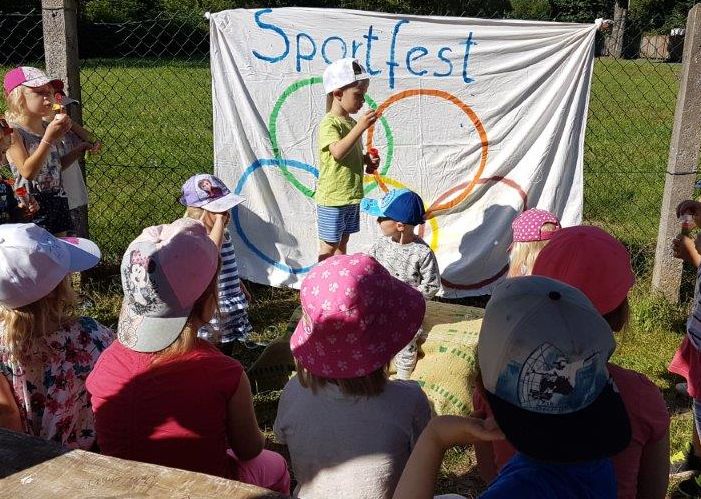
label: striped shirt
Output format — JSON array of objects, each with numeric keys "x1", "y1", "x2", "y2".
[
  {"x1": 218, "y1": 230, "x2": 247, "y2": 312},
  {"x1": 198, "y1": 230, "x2": 251, "y2": 343}
]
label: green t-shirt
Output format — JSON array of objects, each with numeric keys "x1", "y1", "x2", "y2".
[{"x1": 316, "y1": 113, "x2": 364, "y2": 206}]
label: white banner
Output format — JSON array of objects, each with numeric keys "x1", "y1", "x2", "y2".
[{"x1": 210, "y1": 8, "x2": 597, "y2": 296}]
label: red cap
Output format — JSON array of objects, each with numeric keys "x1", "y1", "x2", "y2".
[{"x1": 532, "y1": 226, "x2": 635, "y2": 315}]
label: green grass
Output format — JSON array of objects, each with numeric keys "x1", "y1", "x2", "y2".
[{"x1": 3, "y1": 56, "x2": 693, "y2": 494}]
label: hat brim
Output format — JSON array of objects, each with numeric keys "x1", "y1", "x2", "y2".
[
  {"x1": 360, "y1": 198, "x2": 385, "y2": 218},
  {"x1": 201, "y1": 193, "x2": 245, "y2": 212},
  {"x1": 59, "y1": 95, "x2": 79, "y2": 106},
  {"x1": 485, "y1": 379, "x2": 631, "y2": 462},
  {"x1": 118, "y1": 302, "x2": 189, "y2": 353},
  {"x1": 23, "y1": 77, "x2": 64, "y2": 91},
  {"x1": 58, "y1": 236, "x2": 101, "y2": 271}
]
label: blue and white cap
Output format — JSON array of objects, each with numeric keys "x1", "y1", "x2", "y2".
[
  {"x1": 478, "y1": 276, "x2": 631, "y2": 462},
  {"x1": 361, "y1": 188, "x2": 426, "y2": 225}
]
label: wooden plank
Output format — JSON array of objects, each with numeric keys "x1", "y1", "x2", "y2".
[{"x1": 0, "y1": 429, "x2": 286, "y2": 498}]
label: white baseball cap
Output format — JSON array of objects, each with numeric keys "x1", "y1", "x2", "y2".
[
  {"x1": 322, "y1": 58, "x2": 370, "y2": 94},
  {"x1": 117, "y1": 218, "x2": 219, "y2": 353},
  {"x1": 0, "y1": 224, "x2": 101, "y2": 309}
]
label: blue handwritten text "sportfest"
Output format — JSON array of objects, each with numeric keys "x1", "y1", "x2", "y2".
[{"x1": 251, "y1": 9, "x2": 476, "y2": 90}]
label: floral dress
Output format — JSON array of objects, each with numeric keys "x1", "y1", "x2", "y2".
[{"x1": 0, "y1": 316, "x2": 114, "y2": 449}]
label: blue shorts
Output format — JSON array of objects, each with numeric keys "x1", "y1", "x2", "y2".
[{"x1": 317, "y1": 203, "x2": 360, "y2": 243}]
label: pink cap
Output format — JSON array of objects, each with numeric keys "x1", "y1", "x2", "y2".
[
  {"x1": 117, "y1": 218, "x2": 219, "y2": 353},
  {"x1": 511, "y1": 208, "x2": 561, "y2": 243},
  {"x1": 291, "y1": 254, "x2": 425, "y2": 379},
  {"x1": 532, "y1": 226, "x2": 635, "y2": 315},
  {"x1": 4, "y1": 66, "x2": 63, "y2": 95}
]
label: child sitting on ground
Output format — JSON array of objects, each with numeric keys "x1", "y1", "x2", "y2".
[
  {"x1": 86, "y1": 218, "x2": 289, "y2": 493},
  {"x1": 361, "y1": 188, "x2": 440, "y2": 379},
  {"x1": 507, "y1": 208, "x2": 560, "y2": 277},
  {"x1": 395, "y1": 276, "x2": 632, "y2": 498},
  {"x1": 180, "y1": 173, "x2": 256, "y2": 355},
  {"x1": 316, "y1": 58, "x2": 379, "y2": 261},
  {"x1": 473, "y1": 226, "x2": 670, "y2": 499},
  {"x1": 0, "y1": 223, "x2": 113, "y2": 448},
  {"x1": 274, "y1": 253, "x2": 432, "y2": 499}
]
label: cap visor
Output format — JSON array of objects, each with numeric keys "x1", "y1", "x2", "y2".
[
  {"x1": 123, "y1": 313, "x2": 189, "y2": 353},
  {"x1": 360, "y1": 198, "x2": 385, "y2": 218},
  {"x1": 24, "y1": 77, "x2": 64, "y2": 91},
  {"x1": 202, "y1": 193, "x2": 245, "y2": 212},
  {"x1": 485, "y1": 380, "x2": 631, "y2": 463},
  {"x1": 60, "y1": 96, "x2": 79, "y2": 105},
  {"x1": 58, "y1": 237, "x2": 101, "y2": 271}
]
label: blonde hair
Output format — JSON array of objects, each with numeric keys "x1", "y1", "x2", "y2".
[
  {"x1": 0, "y1": 277, "x2": 76, "y2": 365},
  {"x1": 3, "y1": 86, "x2": 29, "y2": 123},
  {"x1": 295, "y1": 359, "x2": 387, "y2": 397},
  {"x1": 183, "y1": 206, "x2": 204, "y2": 220},
  {"x1": 508, "y1": 222, "x2": 559, "y2": 277},
  {"x1": 151, "y1": 261, "x2": 220, "y2": 364}
]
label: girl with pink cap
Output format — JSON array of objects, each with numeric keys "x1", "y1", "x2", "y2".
[
  {"x1": 274, "y1": 253, "x2": 432, "y2": 498},
  {"x1": 508, "y1": 208, "x2": 561, "y2": 277},
  {"x1": 3, "y1": 67, "x2": 91, "y2": 235}
]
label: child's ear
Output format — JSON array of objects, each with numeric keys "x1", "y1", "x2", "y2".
[
  {"x1": 332, "y1": 89, "x2": 343, "y2": 101},
  {"x1": 396, "y1": 222, "x2": 405, "y2": 232}
]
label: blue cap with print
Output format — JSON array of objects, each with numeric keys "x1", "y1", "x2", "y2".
[
  {"x1": 360, "y1": 188, "x2": 426, "y2": 225},
  {"x1": 477, "y1": 276, "x2": 631, "y2": 463}
]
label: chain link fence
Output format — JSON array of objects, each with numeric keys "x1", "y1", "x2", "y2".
[{"x1": 0, "y1": 8, "x2": 687, "y2": 281}]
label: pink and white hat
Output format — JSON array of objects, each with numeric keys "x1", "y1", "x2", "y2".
[
  {"x1": 511, "y1": 208, "x2": 561, "y2": 244},
  {"x1": 291, "y1": 254, "x2": 425, "y2": 379},
  {"x1": 117, "y1": 218, "x2": 219, "y2": 353},
  {"x1": 3, "y1": 66, "x2": 63, "y2": 95},
  {"x1": 0, "y1": 223, "x2": 101, "y2": 309}
]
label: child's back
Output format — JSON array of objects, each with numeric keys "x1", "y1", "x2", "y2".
[
  {"x1": 275, "y1": 376, "x2": 430, "y2": 498},
  {"x1": 275, "y1": 253, "x2": 431, "y2": 498}
]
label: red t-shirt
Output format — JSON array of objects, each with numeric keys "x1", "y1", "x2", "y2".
[
  {"x1": 86, "y1": 339, "x2": 244, "y2": 478},
  {"x1": 473, "y1": 363, "x2": 669, "y2": 499}
]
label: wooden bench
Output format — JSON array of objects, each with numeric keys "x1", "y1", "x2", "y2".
[{"x1": 0, "y1": 428, "x2": 287, "y2": 497}]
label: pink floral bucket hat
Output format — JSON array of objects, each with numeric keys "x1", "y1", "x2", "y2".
[
  {"x1": 291, "y1": 254, "x2": 425, "y2": 379},
  {"x1": 511, "y1": 208, "x2": 561, "y2": 244}
]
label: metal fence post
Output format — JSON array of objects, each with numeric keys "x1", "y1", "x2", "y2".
[
  {"x1": 41, "y1": 0, "x2": 89, "y2": 238},
  {"x1": 651, "y1": 4, "x2": 701, "y2": 302}
]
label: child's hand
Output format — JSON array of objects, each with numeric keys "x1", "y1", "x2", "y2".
[
  {"x1": 88, "y1": 141, "x2": 102, "y2": 154},
  {"x1": 672, "y1": 234, "x2": 701, "y2": 266},
  {"x1": 364, "y1": 152, "x2": 380, "y2": 174},
  {"x1": 44, "y1": 114, "x2": 72, "y2": 143},
  {"x1": 425, "y1": 415, "x2": 504, "y2": 451},
  {"x1": 18, "y1": 196, "x2": 39, "y2": 219},
  {"x1": 677, "y1": 200, "x2": 701, "y2": 228},
  {"x1": 356, "y1": 110, "x2": 378, "y2": 132}
]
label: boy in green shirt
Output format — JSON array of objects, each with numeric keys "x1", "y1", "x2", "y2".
[{"x1": 317, "y1": 58, "x2": 379, "y2": 261}]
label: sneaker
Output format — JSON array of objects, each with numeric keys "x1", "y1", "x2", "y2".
[
  {"x1": 678, "y1": 382, "x2": 691, "y2": 397},
  {"x1": 677, "y1": 475, "x2": 701, "y2": 497},
  {"x1": 672, "y1": 444, "x2": 701, "y2": 477}
]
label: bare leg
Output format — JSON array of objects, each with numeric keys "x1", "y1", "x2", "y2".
[
  {"x1": 336, "y1": 233, "x2": 351, "y2": 255},
  {"x1": 319, "y1": 240, "x2": 339, "y2": 262}
]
